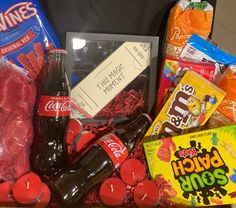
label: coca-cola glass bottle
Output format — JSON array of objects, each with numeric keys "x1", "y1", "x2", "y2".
[
  {"x1": 30, "y1": 49, "x2": 70, "y2": 178},
  {"x1": 49, "y1": 113, "x2": 152, "y2": 207}
]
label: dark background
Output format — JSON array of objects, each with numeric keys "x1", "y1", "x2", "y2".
[{"x1": 40, "y1": 0, "x2": 217, "y2": 48}]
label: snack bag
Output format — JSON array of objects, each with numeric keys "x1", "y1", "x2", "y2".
[
  {"x1": 146, "y1": 70, "x2": 226, "y2": 139},
  {"x1": 144, "y1": 125, "x2": 236, "y2": 206},
  {"x1": 157, "y1": 56, "x2": 219, "y2": 113},
  {"x1": 165, "y1": 0, "x2": 213, "y2": 57},
  {"x1": 180, "y1": 34, "x2": 236, "y2": 79},
  {"x1": 217, "y1": 68, "x2": 236, "y2": 122},
  {"x1": 0, "y1": 0, "x2": 60, "y2": 80}
]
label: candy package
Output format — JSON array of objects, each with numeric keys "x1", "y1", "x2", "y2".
[
  {"x1": 156, "y1": 56, "x2": 219, "y2": 113},
  {"x1": 144, "y1": 125, "x2": 236, "y2": 207},
  {"x1": 0, "y1": 0, "x2": 60, "y2": 80},
  {"x1": 164, "y1": 0, "x2": 213, "y2": 57},
  {"x1": 180, "y1": 34, "x2": 236, "y2": 80},
  {"x1": 145, "y1": 70, "x2": 226, "y2": 139},
  {"x1": 0, "y1": 58, "x2": 36, "y2": 181}
]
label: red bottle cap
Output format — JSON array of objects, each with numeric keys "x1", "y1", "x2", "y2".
[
  {"x1": 120, "y1": 159, "x2": 146, "y2": 186},
  {"x1": 99, "y1": 178, "x2": 126, "y2": 206},
  {"x1": 134, "y1": 180, "x2": 159, "y2": 208},
  {"x1": 73, "y1": 130, "x2": 96, "y2": 153},
  {"x1": 0, "y1": 182, "x2": 15, "y2": 202},
  {"x1": 66, "y1": 119, "x2": 83, "y2": 145},
  {"x1": 48, "y1": 49, "x2": 67, "y2": 54},
  {"x1": 13, "y1": 172, "x2": 42, "y2": 204}
]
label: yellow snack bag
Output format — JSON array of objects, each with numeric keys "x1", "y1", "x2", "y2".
[
  {"x1": 165, "y1": 0, "x2": 213, "y2": 57},
  {"x1": 146, "y1": 70, "x2": 226, "y2": 139},
  {"x1": 144, "y1": 125, "x2": 236, "y2": 206}
]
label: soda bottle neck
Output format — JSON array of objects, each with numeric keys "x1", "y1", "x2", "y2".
[
  {"x1": 114, "y1": 114, "x2": 152, "y2": 153},
  {"x1": 48, "y1": 53, "x2": 66, "y2": 75},
  {"x1": 39, "y1": 51, "x2": 69, "y2": 96}
]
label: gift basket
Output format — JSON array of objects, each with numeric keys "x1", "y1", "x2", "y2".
[{"x1": 2, "y1": 0, "x2": 236, "y2": 207}]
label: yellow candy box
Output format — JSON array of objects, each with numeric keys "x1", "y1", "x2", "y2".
[
  {"x1": 147, "y1": 70, "x2": 226, "y2": 139},
  {"x1": 143, "y1": 125, "x2": 236, "y2": 206}
]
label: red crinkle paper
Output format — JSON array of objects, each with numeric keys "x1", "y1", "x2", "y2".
[{"x1": 97, "y1": 89, "x2": 144, "y2": 117}]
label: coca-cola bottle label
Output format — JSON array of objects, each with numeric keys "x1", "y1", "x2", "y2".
[
  {"x1": 38, "y1": 96, "x2": 71, "y2": 117},
  {"x1": 97, "y1": 134, "x2": 128, "y2": 169}
]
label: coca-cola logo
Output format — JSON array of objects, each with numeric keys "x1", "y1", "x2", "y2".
[
  {"x1": 98, "y1": 134, "x2": 128, "y2": 168},
  {"x1": 103, "y1": 137, "x2": 126, "y2": 159},
  {"x1": 45, "y1": 100, "x2": 71, "y2": 112},
  {"x1": 0, "y1": 2, "x2": 37, "y2": 32}
]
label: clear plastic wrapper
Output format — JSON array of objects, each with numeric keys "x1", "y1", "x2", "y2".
[{"x1": 0, "y1": 58, "x2": 36, "y2": 181}]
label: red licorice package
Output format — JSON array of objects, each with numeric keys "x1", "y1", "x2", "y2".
[
  {"x1": 0, "y1": 0, "x2": 60, "y2": 81},
  {"x1": 0, "y1": 58, "x2": 36, "y2": 181},
  {"x1": 156, "y1": 56, "x2": 219, "y2": 114}
]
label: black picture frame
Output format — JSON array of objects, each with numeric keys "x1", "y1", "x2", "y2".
[{"x1": 66, "y1": 32, "x2": 159, "y2": 118}]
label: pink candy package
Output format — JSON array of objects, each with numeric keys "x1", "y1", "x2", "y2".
[{"x1": 0, "y1": 58, "x2": 36, "y2": 181}]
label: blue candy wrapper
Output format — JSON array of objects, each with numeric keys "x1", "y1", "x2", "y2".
[
  {"x1": 0, "y1": 0, "x2": 60, "y2": 80},
  {"x1": 180, "y1": 34, "x2": 236, "y2": 80},
  {"x1": 180, "y1": 34, "x2": 236, "y2": 65}
]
